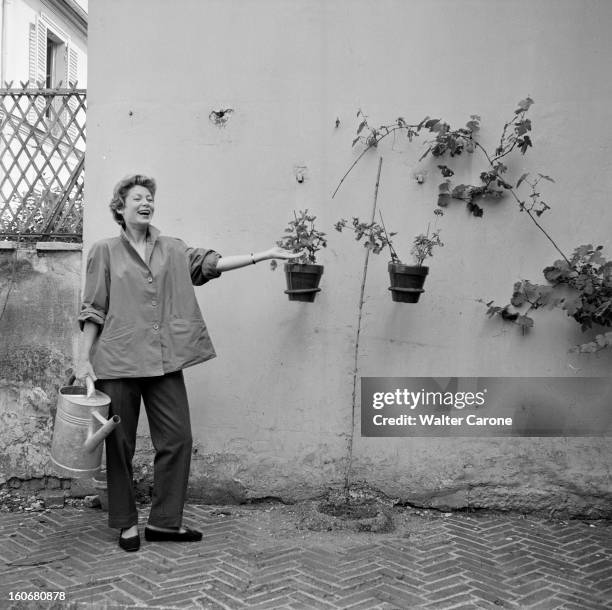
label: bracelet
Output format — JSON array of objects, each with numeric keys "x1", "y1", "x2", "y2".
[{"x1": 250, "y1": 253, "x2": 256, "y2": 265}]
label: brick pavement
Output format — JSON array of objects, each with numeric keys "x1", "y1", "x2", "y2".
[{"x1": 0, "y1": 502, "x2": 610, "y2": 609}]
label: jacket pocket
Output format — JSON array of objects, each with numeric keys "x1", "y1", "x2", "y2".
[
  {"x1": 94, "y1": 324, "x2": 137, "y2": 376},
  {"x1": 100, "y1": 324, "x2": 135, "y2": 343},
  {"x1": 168, "y1": 318, "x2": 211, "y2": 362}
]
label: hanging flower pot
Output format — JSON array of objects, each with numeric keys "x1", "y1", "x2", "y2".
[
  {"x1": 335, "y1": 212, "x2": 441, "y2": 305},
  {"x1": 388, "y1": 262, "x2": 428, "y2": 303},
  {"x1": 284, "y1": 262, "x2": 324, "y2": 302},
  {"x1": 274, "y1": 210, "x2": 327, "y2": 303}
]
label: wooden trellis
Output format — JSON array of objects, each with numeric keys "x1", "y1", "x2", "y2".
[{"x1": 0, "y1": 82, "x2": 86, "y2": 241}]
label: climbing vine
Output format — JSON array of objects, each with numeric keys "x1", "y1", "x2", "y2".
[{"x1": 333, "y1": 98, "x2": 612, "y2": 352}]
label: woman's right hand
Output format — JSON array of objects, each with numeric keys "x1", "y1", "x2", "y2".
[
  {"x1": 75, "y1": 359, "x2": 97, "y2": 397},
  {"x1": 75, "y1": 358, "x2": 97, "y2": 383}
]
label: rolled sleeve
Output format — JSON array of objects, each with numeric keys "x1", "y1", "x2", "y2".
[
  {"x1": 78, "y1": 242, "x2": 110, "y2": 331},
  {"x1": 187, "y1": 247, "x2": 222, "y2": 286}
]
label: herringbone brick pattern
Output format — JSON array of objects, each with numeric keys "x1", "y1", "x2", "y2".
[{"x1": 0, "y1": 504, "x2": 610, "y2": 609}]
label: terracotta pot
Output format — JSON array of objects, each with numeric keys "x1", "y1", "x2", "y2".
[
  {"x1": 284, "y1": 263, "x2": 324, "y2": 302},
  {"x1": 388, "y1": 262, "x2": 428, "y2": 303}
]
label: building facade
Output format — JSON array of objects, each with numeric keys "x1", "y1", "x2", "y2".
[{"x1": 0, "y1": 0, "x2": 87, "y2": 88}]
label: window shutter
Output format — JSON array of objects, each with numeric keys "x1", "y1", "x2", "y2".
[
  {"x1": 66, "y1": 46, "x2": 78, "y2": 87},
  {"x1": 28, "y1": 23, "x2": 37, "y2": 86},
  {"x1": 36, "y1": 18, "x2": 47, "y2": 86},
  {"x1": 65, "y1": 45, "x2": 79, "y2": 141},
  {"x1": 27, "y1": 19, "x2": 48, "y2": 126}
]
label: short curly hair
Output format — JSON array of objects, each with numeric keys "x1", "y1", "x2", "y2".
[{"x1": 109, "y1": 174, "x2": 157, "y2": 227}]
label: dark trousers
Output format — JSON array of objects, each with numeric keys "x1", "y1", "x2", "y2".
[{"x1": 95, "y1": 371, "x2": 193, "y2": 529}]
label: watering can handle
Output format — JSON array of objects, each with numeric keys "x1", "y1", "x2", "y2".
[{"x1": 67, "y1": 374, "x2": 96, "y2": 398}]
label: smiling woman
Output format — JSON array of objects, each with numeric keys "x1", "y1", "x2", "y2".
[
  {"x1": 108, "y1": 175, "x2": 156, "y2": 261},
  {"x1": 75, "y1": 173, "x2": 302, "y2": 551}
]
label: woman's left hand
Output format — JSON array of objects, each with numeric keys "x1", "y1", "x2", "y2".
[{"x1": 264, "y1": 246, "x2": 305, "y2": 260}]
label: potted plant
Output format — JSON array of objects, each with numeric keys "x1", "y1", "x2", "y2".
[
  {"x1": 334, "y1": 210, "x2": 443, "y2": 303},
  {"x1": 391, "y1": 223, "x2": 444, "y2": 303},
  {"x1": 273, "y1": 209, "x2": 327, "y2": 302}
]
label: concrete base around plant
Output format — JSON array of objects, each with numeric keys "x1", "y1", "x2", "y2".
[{"x1": 296, "y1": 500, "x2": 395, "y2": 533}]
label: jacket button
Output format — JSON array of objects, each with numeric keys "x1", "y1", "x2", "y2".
[
  {"x1": 147, "y1": 276, "x2": 153, "y2": 283},
  {"x1": 151, "y1": 299, "x2": 157, "y2": 307},
  {"x1": 153, "y1": 323, "x2": 159, "y2": 331}
]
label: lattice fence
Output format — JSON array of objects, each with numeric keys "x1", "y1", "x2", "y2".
[{"x1": 0, "y1": 83, "x2": 86, "y2": 242}]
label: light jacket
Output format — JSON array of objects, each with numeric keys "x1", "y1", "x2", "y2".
[{"x1": 78, "y1": 225, "x2": 221, "y2": 379}]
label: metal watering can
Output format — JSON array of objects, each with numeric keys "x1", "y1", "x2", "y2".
[{"x1": 50, "y1": 376, "x2": 121, "y2": 478}]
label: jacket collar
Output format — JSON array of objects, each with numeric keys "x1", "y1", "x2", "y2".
[
  {"x1": 120, "y1": 224, "x2": 160, "y2": 245},
  {"x1": 120, "y1": 225, "x2": 160, "y2": 266}
]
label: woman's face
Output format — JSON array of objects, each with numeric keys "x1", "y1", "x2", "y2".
[{"x1": 119, "y1": 185, "x2": 155, "y2": 230}]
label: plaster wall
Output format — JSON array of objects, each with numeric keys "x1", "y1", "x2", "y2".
[
  {"x1": 86, "y1": 0, "x2": 612, "y2": 515},
  {"x1": 0, "y1": 244, "x2": 81, "y2": 483}
]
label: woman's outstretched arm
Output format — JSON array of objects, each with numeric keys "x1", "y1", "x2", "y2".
[{"x1": 215, "y1": 247, "x2": 303, "y2": 272}]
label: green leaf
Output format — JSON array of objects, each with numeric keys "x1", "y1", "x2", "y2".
[
  {"x1": 511, "y1": 292, "x2": 525, "y2": 307},
  {"x1": 437, "y1": 165, "x2": 454, "y2": 177},
  {"x1": 516, "y1": 315, "x2": 534, "y2": 328},
  {"x1": 537, "y1": 174, "x2": 555, "y2": 183},
  {"x1": 572, "y1": 331, "x2": 612, "y2": 353},
  {"x1": 437, "y1": 193, "x2": 451, "y2": 207},
  {"x1": 452, "y1": 184, "x2": 473, "y2": 202},
  {"x1": 480, "y1": 170, "x2": 494, "y2": 184},
  {"x1": 562, "y1": 295, "x2": 583, "y2": 316},
  {"x1": 589, "y1": 250, "x2": 605, "y2": 266},
  {"x1": 574, "y1": 244, "x2": 594, "y2": 259},
  {"x1": 417, "y1": 116, "x2": 430, "y2": 130},
  {"x1": 500, "y1": 307, "x2": 519, "y2": 321},
  {"x1": 515, "y1": 97, "x2": 534, "y2": 114},
  {"x1": 515, "y1": 119, "x2": 532, "y2": 136},
  {"x1": 543, "y1": 265, "x2": 564, "y2": 282},
  {"x1": 535, "y1": 285, "x2": 554, "y2": 305},
  {"x1": 486, "y1": 305, "x2": 504, "y2": 318},
  {"x1": 431, "y1": 143, "x2": 447, "y2": 157},
  {"x1": 467, "y1": 202, "x2": 484, "y2": 217},
  {"x1": 517, "y1": 135, "x2": 533, "y2": 154},
  {"x1": 356, "y1": 120, "x2": 367, "y2": 135}
]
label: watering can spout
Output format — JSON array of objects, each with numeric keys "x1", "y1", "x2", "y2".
[{"x1": 83, "y1": 411, "x2": 121, "y2": 453}]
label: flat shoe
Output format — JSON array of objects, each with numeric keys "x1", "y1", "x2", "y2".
[
  {"x1": 144, "y1": 526, "x2": 202, "y2": 542},
  {"x1": 119, "y1": 529, "x2": 140, "y2": 552}
]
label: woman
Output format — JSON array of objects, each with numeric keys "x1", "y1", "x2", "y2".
[{"x1": 76, "y1": 174, "x2": 301, "y2": 551}]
